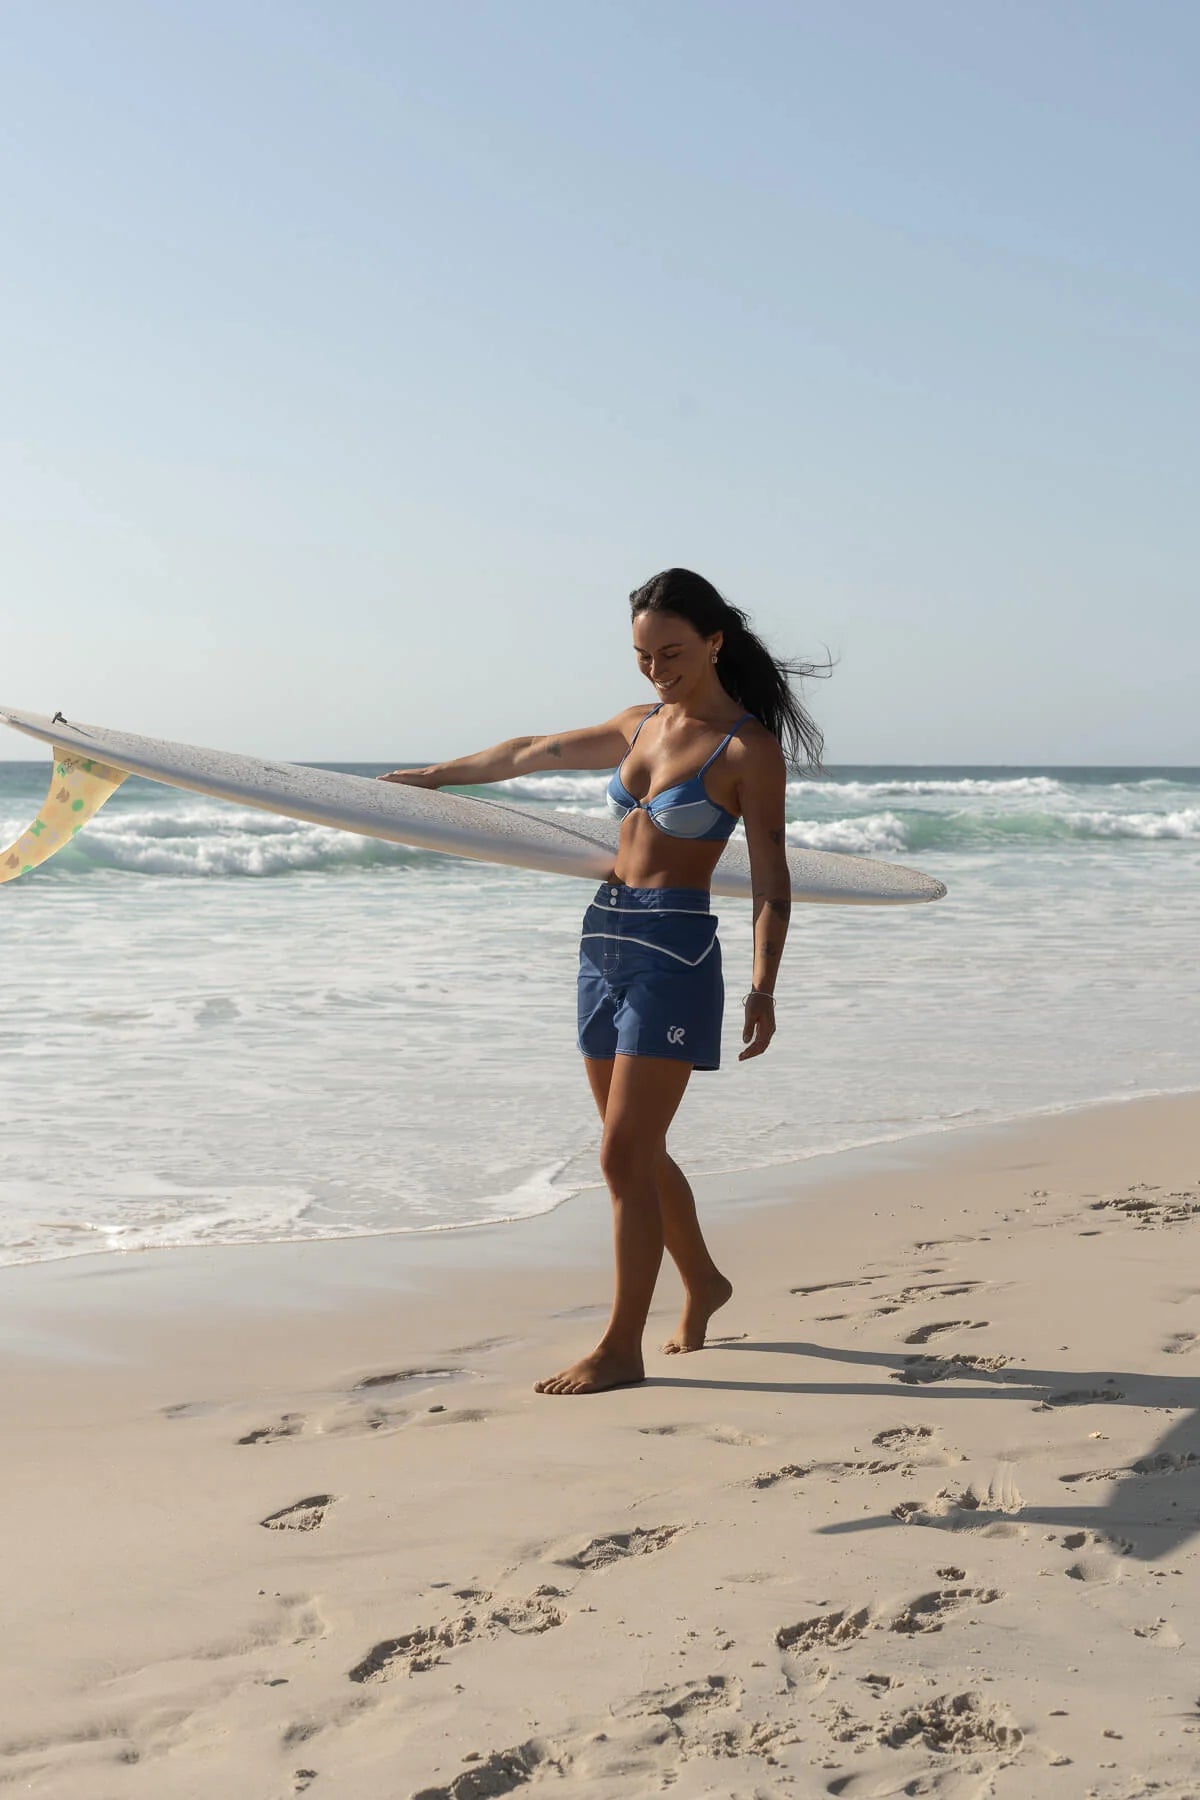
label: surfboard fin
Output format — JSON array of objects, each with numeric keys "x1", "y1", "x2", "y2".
[{"x1": 0, "y1": 749, "x2": 129, "y2": 882}]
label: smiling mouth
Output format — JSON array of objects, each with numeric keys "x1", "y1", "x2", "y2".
[{"x1": 654, "y1": 677, "x2": 679, "y2": 692}]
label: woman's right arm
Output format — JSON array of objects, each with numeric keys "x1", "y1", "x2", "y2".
[{"x1": 378, "y1": 706, "x2": 649, "y2": 789}]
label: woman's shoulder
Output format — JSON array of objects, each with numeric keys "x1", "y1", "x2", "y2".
[
  {"x1": 728, "y1": 715, "x2": 786, "y2": 776},
  {"x1": 612, "y1": 700, "x2": 660, "y2": 742}
]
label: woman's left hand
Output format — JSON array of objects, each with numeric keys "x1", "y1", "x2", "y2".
[{"x1": 738, "y1": 993, "x2": 776, "y2": 1061}]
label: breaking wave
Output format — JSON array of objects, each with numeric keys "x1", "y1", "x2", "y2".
[{"x1": 3, "y1": 763, "x2": 1198, "y2": 880}]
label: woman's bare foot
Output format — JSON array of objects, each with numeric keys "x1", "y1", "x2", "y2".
[
  {"x1": 661, "y1": 1273, "x2": 733, "y2": 1354},
  {"x1": 534, "y1": 1345, "x2": 645, "y2": 1396}
]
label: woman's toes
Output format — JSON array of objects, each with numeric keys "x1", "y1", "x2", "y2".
[{"x1": 534, "y1": 1349, "x2": 644, "y2": 1395}]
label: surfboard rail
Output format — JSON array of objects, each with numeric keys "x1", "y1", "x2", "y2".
[{"x1": 0, "y1": 707, "x2": 947, "y2": 905}]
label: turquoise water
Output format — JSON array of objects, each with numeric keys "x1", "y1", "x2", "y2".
[{"x1": 1, "y1": 761, "x2": 1198, "y2": 1264}]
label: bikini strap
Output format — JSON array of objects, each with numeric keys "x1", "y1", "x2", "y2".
[
  {"x1": 626, "y1": 702, "x2": 664, "y2": 749},
  {"x1": 698, "y1": 712, "x2": 754, "y2": 776}
]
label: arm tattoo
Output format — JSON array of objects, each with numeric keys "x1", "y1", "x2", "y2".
[
  {"x1": 767, "y1": 897, "x2": 791, "y2": 923},
  {"x1": 768, "y1": 827, "x2": 785, "y2": 846},
  {"x1": 545, "y1": 738, "x2": 563, "y2": 759}
]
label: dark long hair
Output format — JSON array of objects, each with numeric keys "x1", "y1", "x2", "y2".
[{"x1": 629, "y1": 568, "x2": 830, "y2": 771}]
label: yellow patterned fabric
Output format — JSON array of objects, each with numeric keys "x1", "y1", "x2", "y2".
[{"x1": 0, "y1": 749, "x2": 128, "y2": 882}]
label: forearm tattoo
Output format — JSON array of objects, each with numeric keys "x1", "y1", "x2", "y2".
[{"x1": 754, "y1": 890, "x2": 792, "y2": 923}]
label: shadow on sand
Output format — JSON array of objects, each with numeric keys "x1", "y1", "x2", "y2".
[{"x1": 647, "y1": 1336, "x2": 1200, "y2": 1563}]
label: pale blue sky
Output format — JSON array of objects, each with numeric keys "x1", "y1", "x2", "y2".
[{"x1": 3, "y1": 1, "x2": 1197, "y2": 763}]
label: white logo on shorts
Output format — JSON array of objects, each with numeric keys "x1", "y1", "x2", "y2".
[{"x1": 667, "y1": 1025, "x2": 686, "y2": 1045}]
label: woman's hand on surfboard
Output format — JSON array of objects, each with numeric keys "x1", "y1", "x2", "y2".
[{"x1": 378, "y1": 767, "x2": 443, "y2": 787}]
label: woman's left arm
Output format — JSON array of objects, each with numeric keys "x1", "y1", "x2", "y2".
[{"x1": 737, "y1": 734, "x2": 791, "y2": 1061}]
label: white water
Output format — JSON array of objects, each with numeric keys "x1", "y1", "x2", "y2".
[{"x1": 1, "y1": 761, "x2": 1198, "y2": 1265}]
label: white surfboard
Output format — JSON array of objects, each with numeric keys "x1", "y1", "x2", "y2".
[{"x1": 0, "y1": 707, "x2": 946, "y2": 905}]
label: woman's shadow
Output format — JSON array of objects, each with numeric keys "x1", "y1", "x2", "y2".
[{"x1": 685, "y1": 1337, "x2": 1200, "y2": 1564}]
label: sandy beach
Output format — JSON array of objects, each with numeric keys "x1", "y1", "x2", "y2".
[{"x1": 4, "y1": 1091, "x2": 1200, "y2": 1799}]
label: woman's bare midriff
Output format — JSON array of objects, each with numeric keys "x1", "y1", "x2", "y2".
[{"x1": 607, "y1": 809, "x2": 732, "y2": 889}]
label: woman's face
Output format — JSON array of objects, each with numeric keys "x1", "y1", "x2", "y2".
[{"x1": 632, "y1": 611, "x2": 721, "y2": 703}]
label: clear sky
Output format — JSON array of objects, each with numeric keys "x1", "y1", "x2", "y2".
[{"x1": 2, "y1": 0, "x2": 1197, "y2": 763}]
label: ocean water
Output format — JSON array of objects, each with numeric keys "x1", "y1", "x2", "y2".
[{"x1": 1, "y1": 759, "x2": 1198, "y2": 1267}]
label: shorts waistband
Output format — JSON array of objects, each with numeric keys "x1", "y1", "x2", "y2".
[{"x1": 589, "y1": 882, "x2": 711, "y2": 914}]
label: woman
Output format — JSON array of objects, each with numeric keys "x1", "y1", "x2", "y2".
[{"x1": 382, "y1": 569, "x2": 825, "y2": 1396}]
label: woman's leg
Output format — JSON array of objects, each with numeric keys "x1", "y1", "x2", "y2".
[
  {"x1": 580, "y1": 1058, "x2": 732, "y2": 1354},
  {"x1": 582, "y1": 1059, "x2": 732, "y2": 1354},
  {"x1": 656, "y1": 1155, "x2": 734, "y2": 1355},
  {"x1": 535, "y1": 1053, "x2": 692, "y2": 1396}
]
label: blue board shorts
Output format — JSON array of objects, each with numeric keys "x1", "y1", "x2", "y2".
[{"x1": 577, "y1": 883, "x2": 724, "y2": 1071}]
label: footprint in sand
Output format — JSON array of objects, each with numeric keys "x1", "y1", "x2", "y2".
[
  {"x1": 807, "y1": 1278, "x2": 983, "y2": 1328},
  {"x1": 282, "y1": 1721, "x2": 322, "y2": 1749},
  {"x1": 888, "y1": 1280, "x2": 983, "y2": 1305},
  {"x1": 877, "y1": 1689, "x2": 1023, "y2": 1753},
  {"x1": 891, "y1": 1468, "x2": 1026, "y2": 1537},
  {"x1": 777, "y1": 1586, "x2": 1000, "y2": 1663},
  {"x1": 901, "y1": 1319, "x2": 988, "y2": 1345},
  {"x1": 872, "y1": 1424, "x2": 963, "y2": 1468},
  {"x1": 238, "y1": 1414, "x2": 305, "y2": 1446},
  {"x1": 319, "y1": 1403, "x2": 410, "y2": 1437},
  {"x1": 348, "y1": 1586, "x2": 567, "y2": 1684},
  {"x1": 816, "y1": 1458, "x2": 912, "y2": 1477},
  {"x1": 823, "y1": 1694, "x2": 1021, "y2": 1776},
  {"x1": 777, "y1": 1607, "x2": 871, "y2": 1653},
  {"x1": 1164, "y1": 1331, "x2": 1200, "y2": 1355},
  {"x1": 417, "y1": 1407, "x2": 492, "y2": 1427},
  {"x1": 161, "y1": 1399, "x2": 220, "y2": 1420},
  {"x1": 559, "y1": 1525, "x2": 686, "y2": 1570},
  {"x1": 260, "y1": 1495, "x2": 335, "y2": 1533},
  {"x1": 612, "y1": 1673, "x2": 803, "y2": 1761},
  {"x1": 412, "y1": 1672, "x2": 803, "y2": 1793},
  {"x1": 1060, "y1": 1449, "x2": 1200, "y2": 1484},
  {"x1": 240, "y1": 1405, "x2": 410, "y2": 1443},
  {"x1": 352, "y1": 1367, "x2": 467, "y2": 1392},
  {"x1": 791, "y1": 1278, "x2": 879, "y2": 1297},
  {"x1": 1050, "y1": 1528, "x2": 1133, "y2": 1584},
  {"x1": 886, "y1": 1585, "x2": 1002, "y2": 1632},
  {"x1": 410, "y1": 1737, "x2": 563, "y2": 1799},
  {"x1": 1064, "y1": 1554, "x2": 1125, "y2": 1584},
  {"x1": 749, "y1": 1462, "x2": 811, "y2": 1489},
  {"x1": 750, "y1": 1458, "x2": 905, "y2": 1487},
  {"x1": 639, "y1": 1422, "x2": 767, "y2": 1448},
  {"x1": 893, "y1": 1351, "x2": 1012, "y2": 1386},
  {"x1": 238, "y1": 1368, "x2": 484, "y2": 1446},
  {"x1": 199, "y1": 1593, "x2": 327, "y2": 1660},
  {"x1": 348, "y1": 1530, "x2": 696, "y2": 1692},
  {"x1": 1132, "y1": 1616, "x2": 1185, "y2": 1645},
  {"x1": 1089, "y1": 1188, "x2": 1200, "y2": 1228},
  {"x1": 619, "y1": 1672, "x2": 744, "y2": 1725},
  {"x1": 1035, "y1": 1382, "x2": 1125, "y2": 1410}
]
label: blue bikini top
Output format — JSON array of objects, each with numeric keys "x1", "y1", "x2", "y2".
[{"x1": 606, "y1": 704, "x2": 753, "y2": 842}]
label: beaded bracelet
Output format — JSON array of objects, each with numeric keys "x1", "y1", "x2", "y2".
[{"x1": 743, "y1": 990, "x2": 776, "y2": 1006}]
